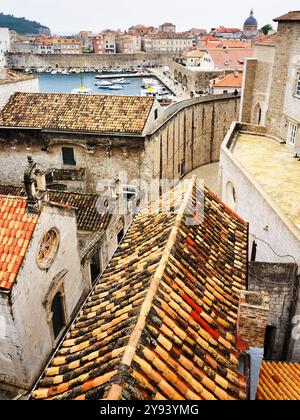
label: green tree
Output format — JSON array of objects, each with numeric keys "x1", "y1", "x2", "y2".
[{"x1": 260, "y1": 24, "x2": 273, "y2": 35}]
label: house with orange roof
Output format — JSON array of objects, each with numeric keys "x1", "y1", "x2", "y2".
[
  {"x1": 210, "y1": 72, "x2": 243, "y2": 95},
  {"x1": 0, "y1": 158, "x2": 86, "y2": 397},
  {"x1": 201, "y1": 48, "x2": 253, "y2": 71}
]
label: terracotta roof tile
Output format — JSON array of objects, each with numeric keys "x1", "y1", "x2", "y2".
[
  {"x1": 0, "y1": 93, "x2": 155, "y2": 135},
  {"x1": 274, "y1": 11, "x2": 300, "y2": 22},
  {"x1": 32, "y1": 178, "x2": 249, "y2": 400},
  {"x1": 0, "y1": 195, "x2": 38, "y2": 291},
  {"x1": 257, "y1": 361, "x2": 300, "y2": 400},
  {"x1": 0, "y1": 186, "x2": 112, "y2": 233},
  {"x1": 210, "y1": 72, "x2": 243, "y2": 88},
  {"x1": 206, "y1": 48, "x2": 253, "y2": 70}
]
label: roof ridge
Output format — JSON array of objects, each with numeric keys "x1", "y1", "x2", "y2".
[{"x1": 106, "y1": 177, "x2": 197, "y2": 400}]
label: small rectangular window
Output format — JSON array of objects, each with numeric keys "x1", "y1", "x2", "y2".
[
  {"x1": 121, "y1": 185, "x2": 137, "y2": 201},
  {"x1": 296, "y1": 73, "x2": 300, "y2": 97},
  {"x1": 62, "y1": 147, "x2": 76, "y2": 166},
  {"x1": 287, "y1": 122, "x2": 297, "y2": 148},
  {"x1": 154, "y1": 109, "x2": 159, "y2": 120}
]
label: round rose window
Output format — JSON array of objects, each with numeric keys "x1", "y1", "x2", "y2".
[{"x1": 37, "y1": 229, "x2": 60, "y2": 269}]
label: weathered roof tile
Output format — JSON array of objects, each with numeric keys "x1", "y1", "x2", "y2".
[
  {"x1": 32, "y1": 178, "x2": 249, "y2": 400},
  {"x1": 0, "y1": 93, "x2": 155, "y2": 134}
]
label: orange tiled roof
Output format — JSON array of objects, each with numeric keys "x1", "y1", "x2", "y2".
[
  {"x1": 211, "y1": 72, "x2": 243, "y2": 88},
  {"x1": 206, "y1": 48, "x2": 253, "y2": 70},
  {"x1": 254, "y1": 32, "x2": 279, "y2": 46},
  {"x1": 257, "y1": 361, "x2": 300, "y2": 400},
  {"x1": 0, "y1": 195, "x2": 38, "y2": 291},
  {"x1": 0, "y1": 185, "x2": 113, "y2": 233},
  {"x1": 0, "y1": 93, "x2": 155, "y2": 135},
  {"x1": 32, "y1": 178, "x2": 249, "y2": 400}
]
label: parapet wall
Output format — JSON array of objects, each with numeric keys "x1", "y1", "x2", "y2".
[{"x1": 6, "y1": 52, "x2": 177, "y2": 69}]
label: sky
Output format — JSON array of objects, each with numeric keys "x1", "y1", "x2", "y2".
[{"x1": 0, "y1": 0, "x2": 299, "y2": 34}]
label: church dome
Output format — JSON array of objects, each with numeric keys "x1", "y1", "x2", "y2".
[{"x1": 244, "y1": 10, "x2": 258, "y2": 27}]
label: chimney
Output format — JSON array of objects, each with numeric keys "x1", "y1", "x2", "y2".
[
  {"x1": 24, "y1": 156, "x2": 49, "y2": 213},
  {"x1": 237, "y1": 291, "x2": 270, "y2": 400}
]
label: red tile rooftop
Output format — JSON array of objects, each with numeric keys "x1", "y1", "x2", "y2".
[
  {"x1": 32, "y1": 178, "x2": 249, "y2": 400},
  {"x1": 0, "y1": 195, "x2": 38, "y2": 291}
]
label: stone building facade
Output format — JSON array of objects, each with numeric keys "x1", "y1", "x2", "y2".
[
  {"x1": 240, "y1": 12, "x2": 300, "y2": 149},
  {"x1": 0, "y1": 28, "x2": 10, "y2": 68},
  {"x1": 0, "y1": 93, "x2": 240, "y2": 198},
  {"x1": 0, "y1": 163, "x2": 86, "y2": 395}
]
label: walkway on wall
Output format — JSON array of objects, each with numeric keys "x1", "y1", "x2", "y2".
[
  {"x1": 149, "y1": 67, "x2": 190, "y2": 101},
  {"x1": 182, "y1": 162, "x2": 220, "y2": 195}
]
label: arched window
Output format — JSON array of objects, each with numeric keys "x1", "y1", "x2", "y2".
[{"x1": 51, "y1": 292, "x2": 65, "y2": 339}]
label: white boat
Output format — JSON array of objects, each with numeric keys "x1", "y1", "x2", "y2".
[
  {"x1": 113, "y1": 78, "x2": 130, "y2": 85},
  {"x1": 45, "y1": 68, "x2": 52, "y2": 73},
  {"x1": 95, "y1": 80, "x2": 114, "y2": 87},
  {"x1": 62, "y1": 70, "x2": 70, "y2": 75},
  {"x1": 51, "y1": 70, "x2": 58, "y2": 75},
  {"x1": 71, "y1": 86, "x2": 93, "y2": 94},
  {"x1": 108, "y1": 84, "x2": 124, "y2": 91},
  {"x1": 24, "y1": 68, "x2": 33, "y2": 74},
  {"x1": 37, "y1": 67, "x2": 45, "y2": 73}
]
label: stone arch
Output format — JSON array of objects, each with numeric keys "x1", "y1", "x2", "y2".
[
  {"x1": 182, "y1": 75, "x2": 188, "y2": 88},
  {"x1": 253, "y1": 102, "x2": 263, "y2": 125}
]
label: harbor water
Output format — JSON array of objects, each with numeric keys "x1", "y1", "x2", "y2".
[{"x1": 37, "y1": 72, "x2": 171, "y2": 96}]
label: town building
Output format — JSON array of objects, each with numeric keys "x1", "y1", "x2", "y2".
[
  {"x1": 210, "y1": 72, "x2": 243, "y2": 95},
  {"x1": 116, "y1": 34, "x2": 142, "y2": 53},
  {"x1": 143, "y1": 32, "x2": 193, "y2": 53},
  {"x1": 0, "y1": 69, "x2": 38, "y2": 109},
  {"x1": 0, "y1": 28, "x2": 10, "y2": 68},
  {"x1": 31, "y1": 177, "x2": 259, "y2": 400},
  {"x1": 159, "y1": 22, "x2": 176, "y2": 33},
  {"x1": 93, "y1": 31, "x2": 118, "y2": 54},
  {"x1": 219, "y1": 9, "x2": 300, "y2": 365},
  {"x1": 51, "y1": 37, "x2": 82, "y2": 54},
  {"x1": 0, "y1": 158, "x2": 86, "y2": 396},
  {"x1": 78, "y1": 31, "x2": 94, "y2": 52},
  {"x1": 201, "y1": 48, "x2": 253, "y2": 71},
  {"x1": 210, "y1": 27, "x2": 243, "y2": 40},
  {"x1": 0, "y1": 92, "x2": 240, "y2": 198},
  {"x1": 128, "y1": 25, "x2": 154, "y2": 36},
  {"x1": 243, "y1": 9, "x2": 259, "y2": 38},
  {"x1": 0, "y1": 183, "x2": 135, "y2": 292},
  {"x1": 182, "y1": 49, "x2": 205, "y2": 68}
]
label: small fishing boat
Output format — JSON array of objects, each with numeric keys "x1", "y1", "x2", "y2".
[
  {"x1": 71, "y1": 86, "x2": 93, "y2": 94},
  {"x1": 62, "y1": 70, "x2": 70, "y2": 75},
  {"x1": 37, "y1": 67, "x2": 45, "y2": 73},
  {"x1": 113, "y1": 78, "x2": 130, "y2": 85},
  {"x1": 51, "y1": 70, "x2": 58, "y2": 75},
  {"x1": 108, "y1": 84, "x2": 124, "y2": 91},
  {"x1": 95, "y1": 80, "x2": 114, "y2": 87}
]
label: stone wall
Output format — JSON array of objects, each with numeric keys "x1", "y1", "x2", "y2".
[
  {"x1": 171, "y1": 61, "x2": 223, "y2": 94},
  {"x1": 6, "y1": 52, "x2": 176, "y2": 70},
  {"x1": 248, "y1": 262, "x2": 296, "y2": 361}
]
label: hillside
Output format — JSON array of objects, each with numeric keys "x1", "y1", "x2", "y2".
[{"x1": 0, "y1": 13, "x2": 50, "y2": 35}]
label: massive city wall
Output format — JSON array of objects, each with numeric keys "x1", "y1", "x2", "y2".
[{"x1": 6, "y1": 52, "x2": 177, "y2": 69}]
